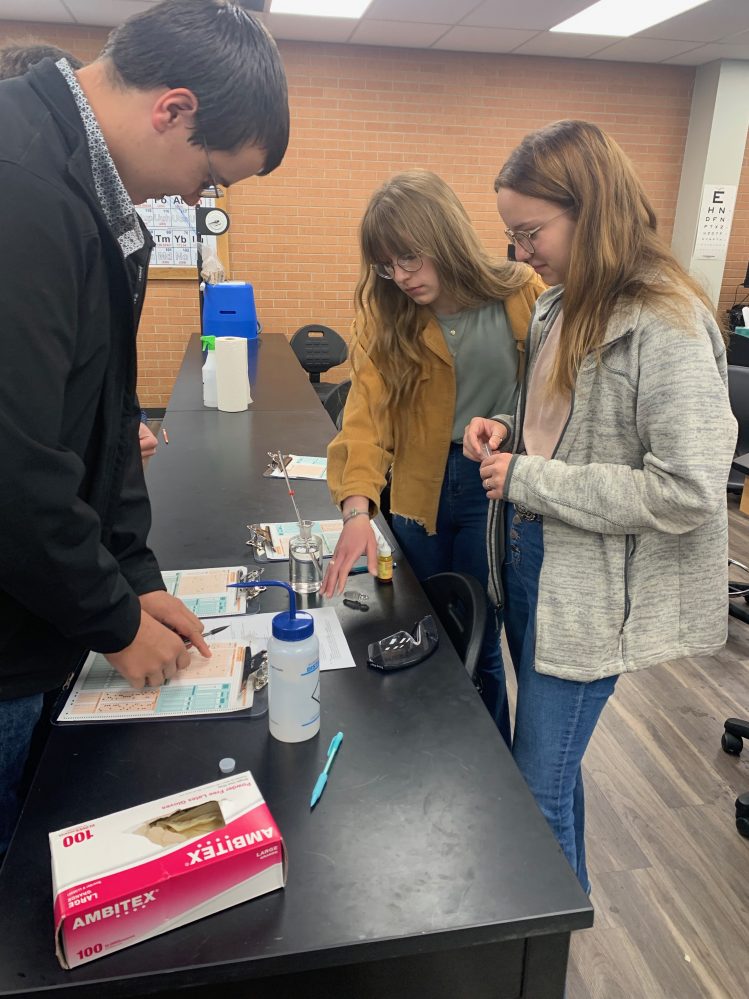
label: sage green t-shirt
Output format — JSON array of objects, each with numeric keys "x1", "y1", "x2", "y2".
[{"x1": 436, "y1": 300, "x2": 518, "y2": 443}]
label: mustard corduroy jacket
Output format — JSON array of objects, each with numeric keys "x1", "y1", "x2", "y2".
[{"x1": 327, "y1": 273, "x2": 546, "y2": 534}]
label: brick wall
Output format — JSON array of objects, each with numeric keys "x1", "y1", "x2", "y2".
[{"x1": 3, "y1": 17, "x2": 745, "y2": 405}]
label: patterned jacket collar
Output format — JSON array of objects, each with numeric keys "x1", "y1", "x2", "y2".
[{"x1": 55, "y1": 58, "x2": 144, "y2": 259}]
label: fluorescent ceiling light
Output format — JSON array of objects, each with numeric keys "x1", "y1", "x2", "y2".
[
  {"x1": 270, "y1": 0, "x2": 372, "y2": 16},
  {"x1": 551, "y1": 0, "x2": 710, "y2": 37}
]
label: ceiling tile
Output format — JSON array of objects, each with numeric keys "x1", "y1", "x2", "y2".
[
  {"x1": 0, "y1": 0, "x2": 73, "y2": 22},
  {"x1": 64, "y1": 0, "x2": 155, "y2": 27},
  {"x1": 663, "y1": 39, "x2": 749, "y2": 63},
  {"x1": 264, "y1": 12, "x2": 357, "y2": 43},
  {"x1": 431, "y1": 25, "x2": 538, "y2": 53},
  {"x1": 365, "y1": 0, "x2": 478, "y2": 24},
  {"x1": 512, "y1": 32, "x2": 615, "y2": 58},
  {"x1": 643, "y1": 0, "x2": 749, "y2": 43},
  {"x1": 586, "y1": 37, "x2": 704, "y2": 62},
  {"x1": 8, "y1": 0, "x2": 749, "y2": 66},
  {"x1": 349, "y1": 19, "x2": 448, "y2": 47},
  {"x1": 459, "y1": 0, "x2": 589, "y2": 32}
]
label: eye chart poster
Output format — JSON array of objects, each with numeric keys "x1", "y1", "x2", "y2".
[{"x1": 694, "y1": 185, "x2": 737, "y2": 261}]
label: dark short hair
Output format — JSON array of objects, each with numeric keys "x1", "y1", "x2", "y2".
[
  {"x1": 0, "y1": 41, "x2": 83, "y2": 80},
  {"x1": 101, "y1": 0, "x2": 289, "y2": 174}
]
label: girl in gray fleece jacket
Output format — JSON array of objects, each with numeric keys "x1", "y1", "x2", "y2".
[{"x1": 464, "y1": 120, "x2": 737, "y2": 893}]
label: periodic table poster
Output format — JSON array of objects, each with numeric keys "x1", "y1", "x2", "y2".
[
  {"x1": 693, "y1": 184, "x2": 737, "y2": 261},
  {"x1": 135, "y1": 193, "x2": 226, "y2": 275}
]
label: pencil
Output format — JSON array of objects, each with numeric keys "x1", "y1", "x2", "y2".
[{"x1": 161, "y1": 428, "x2": 169, "y2": 445}]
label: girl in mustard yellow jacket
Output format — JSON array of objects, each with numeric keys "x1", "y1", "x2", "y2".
[{"x1": 323, "y1": 170, "x2": 544, "y2": 743}]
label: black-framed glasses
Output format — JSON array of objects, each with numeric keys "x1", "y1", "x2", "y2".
[
  {"x1": 504, "y1": 209, "x2": 570, "y2": 256},
  {"x1": 200, "y1": 137, "x2": 221, "y2": 200},
  {"x1": 373, "y1": 252, "x2": 423, "y2": 280}
]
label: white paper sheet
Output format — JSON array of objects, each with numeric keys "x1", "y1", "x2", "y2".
[{"x1": 199, "y1": 606, "x2": 356, "y2": 672}]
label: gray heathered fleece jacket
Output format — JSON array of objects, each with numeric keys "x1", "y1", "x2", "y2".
[{"x1": 487, "y1": 284, "x2": 737, "y2": 682}]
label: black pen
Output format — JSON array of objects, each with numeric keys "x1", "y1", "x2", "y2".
[
  {"x1": 184, "y1": 625, "x2": 229, "y2": 647},
  {"x1": 204, "y1": 626, "x2": 230, "y2": 639}
]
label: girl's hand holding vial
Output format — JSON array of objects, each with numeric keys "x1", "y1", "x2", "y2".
[{"x1": 462, "y1": 417, "x2": 507, "y2": 462}]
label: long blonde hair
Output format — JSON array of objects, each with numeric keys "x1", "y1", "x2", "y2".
[
  {"x1": 354, "y1": 170, "x2": 532, "y2": 423},
  {"x1": 495, "y1": 120, "x2": 716, "y2": 396}
]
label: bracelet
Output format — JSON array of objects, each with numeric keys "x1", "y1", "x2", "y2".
[{"x1": 343, "y1": 508, "x2": 368, "y2": 523}]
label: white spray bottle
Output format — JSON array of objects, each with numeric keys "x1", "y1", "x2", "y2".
[{"x1": 201, "y1": 334, "x2": 217, "y2": 408}]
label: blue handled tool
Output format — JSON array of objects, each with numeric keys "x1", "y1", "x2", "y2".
[{"x1": 310, "y1": 731, "x2": 344, "y2": 809}]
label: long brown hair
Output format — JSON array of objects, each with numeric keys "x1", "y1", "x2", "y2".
[
  {"x1": 495, "y1": 120, "x2": 716, "y2": 395},
  {"x1": 354, "y1": 169, "x2": 532, "y2": 422}
]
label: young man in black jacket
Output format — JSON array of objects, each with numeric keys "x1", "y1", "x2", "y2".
[{"x1": 0, "y1": 0, "x2": 289, "y2": 856}]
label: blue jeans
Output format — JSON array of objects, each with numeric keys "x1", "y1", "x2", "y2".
[
  {"x1": 392, "y1": 443, "x2": 510, "y2": 745},
  {"x1": 0, "y1": 692, "x2": 44, "y2": 858},
  {"x1": 503, "y1": 505, "x2": 617, "y2": 892}
]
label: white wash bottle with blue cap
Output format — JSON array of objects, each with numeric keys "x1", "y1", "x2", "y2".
[
  {"x1": 262, "y1": 580, "x2": 320, "y2": 742},
  {"x1": 226, "y1": 580, "x2": 321, "y2": 741}
]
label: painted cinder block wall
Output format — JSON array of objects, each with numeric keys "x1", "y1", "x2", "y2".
[{"x1": 2, "y1": 18, "x2": 746, "y2": 405}]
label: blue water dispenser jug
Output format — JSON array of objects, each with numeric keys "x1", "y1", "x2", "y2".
[{"x1": 202, "y1": 282, "x2": 258, "y2": 340}]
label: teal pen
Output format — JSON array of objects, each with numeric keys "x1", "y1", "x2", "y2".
[{"x1": 310, "y1": 731, "x2": 344, "y2": 809}]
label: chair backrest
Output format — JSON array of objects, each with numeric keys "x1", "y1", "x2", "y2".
[
  {"x1": 422, "y1": 572, "x2": 487, "y2": 684},
  {"x1": 290, "y1": 324, "x2": 348, "y2": 382},
  {"x1": 322, "y1": 379, "x2": 352, "y2": 430},
  {"x1": 728, "y1": 365, "x2": 749, "y2": 456}
]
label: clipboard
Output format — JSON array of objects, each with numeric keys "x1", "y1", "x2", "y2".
[
  {"x1": 262, "y1": 452, "x2": 328, "y2": 480},
  {"x1": 161, "y1": 565, "x2": 257, "y2": 617},
  {"x1": 51, "y1": 605, "x2": 356, "y2": 725},
  {"x1": 51, "y1": 644, "x2": 268, "y2": 726}
]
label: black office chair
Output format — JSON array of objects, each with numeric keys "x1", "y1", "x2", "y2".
[
  {"x1": 721, "y1": 717, "x2": 749, "y2": 840},
  {"x1": 727, "y1": 365, "x2": 749, "y2": 493},
  {"x1": 322, "y1": 379, "x2": 351, "y2": 430},
  {"x1": 423, "y1": 572, "x2": 487, "y2": 687},
  {"x1": 728, "y1": 557, "x2": 749, "y2": 624},
  {"x1": 723, "y1": 557, "x2": 749, "y2": 838},
  {"x1": 290, "y1": 324, "x2": 348, "y2": 404},
  {"x1": 728, "y1": 330, "x2": 749, "y2": 368}
]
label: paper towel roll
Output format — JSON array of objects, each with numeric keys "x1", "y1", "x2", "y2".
[{"x1": 216, "y1": 337, "x2": 250, "y2": 412}]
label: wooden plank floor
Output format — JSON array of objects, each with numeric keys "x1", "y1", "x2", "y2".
[{"x1": 551, "y1": 494, "x2": 749, "y2": 999}]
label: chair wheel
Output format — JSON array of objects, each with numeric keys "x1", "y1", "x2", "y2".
[
  {"x1": 722, "y1": 731, "x2": 743, "y2": 755},
  {"x1": 736, "y1": 793, "x2": 749, "y2": 819},
  {"x1": 736, "y1": 816, "x2": 749, "y2": 838}
]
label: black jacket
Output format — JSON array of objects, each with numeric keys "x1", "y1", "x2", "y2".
[{"x1": 0, "y1": 60, "x2": 165, "y2": 699}]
